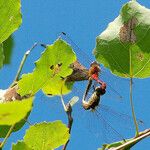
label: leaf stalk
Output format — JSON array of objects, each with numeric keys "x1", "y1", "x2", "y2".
[
  {"x1": 130, "y1": 46, "x2": 139, "y2": 135},
  {"x1": 130, "y1": 78, "x2": 139, "y2": 135}
]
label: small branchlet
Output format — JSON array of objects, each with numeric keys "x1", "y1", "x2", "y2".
[{"x1": 62, "y1": 102, "x2": 73, "y2": 150}]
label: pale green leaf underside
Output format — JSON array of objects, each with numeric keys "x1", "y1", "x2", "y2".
[
  {"x1": 18, "y1": 39, "x2": 76, "y2": 96},
  {"x1": 0, "y1": 44, "x2": 4, "y2": 68},
  {"x1": 0, "y1": 0, "x2": 22, "y2": 44},
  {"x1": 24, "y1": 121, "x2": 70, "y2": 150},
  {"x1": 0, "y1": 97, "x2": 33, "y2": 125},
  {"x1": 94, "y1": 1, "x2": 150, "y2": 78}
]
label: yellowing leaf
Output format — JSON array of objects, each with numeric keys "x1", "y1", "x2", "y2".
[
  {"x1": 0, "y1": 97, "x2": 33, "y2": 125},
  {"x1": 12, "y1": 141, "x2": 32, "y2": 150}
]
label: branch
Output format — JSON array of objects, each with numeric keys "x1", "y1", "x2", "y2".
[
  {"x1": 62, "y1": 103, "x2": 73, "y2": 150},
  {"x1": 109, "y1": 129, "x2": 150, "y2": 150},
  {"x1": 11, "y1": 42, "x2": 38, "y2": 87},
  {"x1": 0, "y1": 85, "x2": 29, "y2": 103}
]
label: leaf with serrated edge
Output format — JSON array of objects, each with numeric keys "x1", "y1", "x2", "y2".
[
  {"x1": 18, "y1": 39, "x2": 76, "y2": 96},
  {"x1": 0, "y1": 0, "x2": 22, "y2": 44},
  {"x1": 0, "y1": 97, "x2": 33, "y2": 125},
  {"x1": 24, "y1": 121, "x2": 70, "y2": 150},
  {"x1": 94, "y1": 1, "x2": 150, "y2": 78}
]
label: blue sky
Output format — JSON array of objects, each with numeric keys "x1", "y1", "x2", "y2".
[{"x1": 1, "y1": 0, "x2": 150, "y2": 149}]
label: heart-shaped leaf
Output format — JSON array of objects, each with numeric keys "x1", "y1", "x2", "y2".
[{"x1": 94, "y1": 1, "x2": 150, "y2": 78}]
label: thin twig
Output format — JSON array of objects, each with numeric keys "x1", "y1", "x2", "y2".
[
  {"x1": 60, "y1": 80, "x2": 73, "y2": 150},
  {"x1": 62, "y1": 103, "x2": 73, "y2": 150},
  {"x1": 11, "y1": 42, "x2": 38, "y2": 87},
  {"x1": 0, "y1": 124, "x2": 15, "y2": 148},
  {"x1": 110, "y1": 129, "x2": 150, "y2": 150},
  {"x1": 130, "y1": 78, "x2": 139, "y2": 135}
]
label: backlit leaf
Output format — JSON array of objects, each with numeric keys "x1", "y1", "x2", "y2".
[
  {"x1": 18, "y1": 39, "x2": 76, "y2": 96},
  {"x1": 23, "y1": 121, "x2": 70, "y2": 150},
  {"x1": 0, "y1": 97, "x2": 33, "y2": 125},
  {"x1": 0, "y1": 112, "x2": 30, "y2": 138},
  {"x1": 0, "y1": 0, "x2": 22, "y2": 44}
]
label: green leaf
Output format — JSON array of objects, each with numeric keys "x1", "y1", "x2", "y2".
[
  {"x1": 3, "y1": 36, "x2": 14, "y2": 64},
  {"x1": 94, "y1": 1, "x2": 150, "y2": 78},
  {"x1": 0, "y1": 0, "x2": 22, "y2": 44},
  {"x1": 0, "y1": 112, "x2": 30, "y2": 138},
  {"x1": 0, "y1": 44, "x2": 4, "y2": 68},
  {"x1": 12, "y1": 141, "x2": 32, "y2": 150},
  {"x1": 18, "y1": 39, "x2": 76, "y2": 96},
  {"x1": 42, "y1": 77, "x2": 74, "y2": 96},
  {"x1": 0, "y1": 97, "x2": 33, "y2": 125},
  {"x1": 23, "y1": 121, "x2": 70, "y2": 150}
]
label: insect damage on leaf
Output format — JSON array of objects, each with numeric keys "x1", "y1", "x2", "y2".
[
  {"x1": 119, "y1": 17, "x2": 138, "y2": 43},
  {"x1": 136, "y1": 52, "x2": 144, "y2": 61},
  {"x1": 18, "y1": 39, "x2": 77, "y2": 96},
  {"x1": 94, "y1": 1, "x2": 150, "y2": 78},
  {"x1": 50, "y1": 62, "x2": 63, "y2": 77}
]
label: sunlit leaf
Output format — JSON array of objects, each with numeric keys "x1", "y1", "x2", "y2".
[
  {"x1": 94, "y1": 1, "x2": 150, "y2": 78},
  {"x1": 12, "y1": 141, "x2": 32, "y2": 150},
  {"x1": 42, "y1": 77, "x2": 74, "y2": 96},
  {"x1": 18, "y1": 39, "x2": 76, "y2": 96},
  {"x1": 23, "y1": 121, "x2": 70, "y2": 150},
  {"x1": 0, "y1": 97, "x2": 33, "y2": 125},
  {"x1": 0, "y1": 0, "x2": 22, "y2": 44}
]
